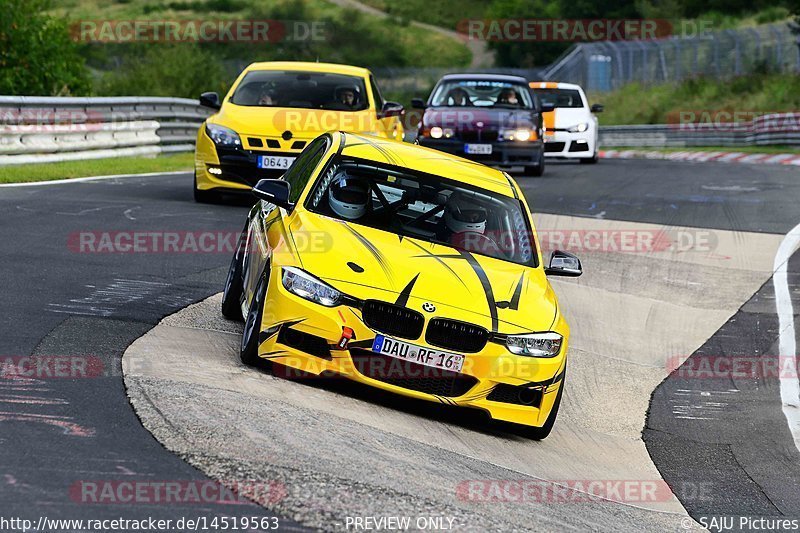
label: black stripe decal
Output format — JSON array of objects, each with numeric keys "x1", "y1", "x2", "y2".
[
  {"x1": 509, "y1": 272, "x2": 524, "y2": 310},
  {"x1": 394, "y1": 274, "x2": 419, "y2": 307},
  {"x1": 458, "y1": 250, "x2": 499, "y2": 332},
  {"x1": 406, "y1": 240, "x2": 469, "y2": 289},
  {"x1": 343, "y1": 222, "x2": 394, "y2": 285},
  {"x1": 259, "y1": 318, "x2": 305, "y2": 345}
]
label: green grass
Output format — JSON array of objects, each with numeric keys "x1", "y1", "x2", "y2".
[
  {"x1": 0, "y1": 152, "x2": 193, "y2": 184},
  {"x1": 49, "y1": 0, "x2": 471, "y2": 72},
  {"x1": 359, "y1": 0, "x2": 487, "y2": 29},
  {"x1": 608, "y1": 145, "x2": 799, "y2": 154},
  {"x1": 592, "y1": 73, "x2": 800, "y2": 126}
]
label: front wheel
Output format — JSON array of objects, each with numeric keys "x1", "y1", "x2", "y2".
[
  {"x1": 193, "y1": 172, "x2": 220, "y2": 203},
  {"x1": 221, "y1": 226, "x2": 246, "y2": 321},
  {"x1": 240, "y1": 271, "x2": 268, "y2": 366},
  {"x1": 525, "y1": 150, "x2": 546, "y2": 177},
  {"x1": 580, "y1": 152, "x2": 599, "y2": 164}
]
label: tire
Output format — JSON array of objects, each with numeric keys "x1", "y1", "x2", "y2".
[
  {"x1": 221, "y1": 226, "x2": 246, "y2": 321},
  {"x1": 525, "y1": 149, "x2": 546, "y2": 177},
  {"x1": 240, "y1": 269, "x2": 268, "y2": 366},
  {"x1": 520, "y1": 370, "x2": 565, "y2": 440},
  {"x1": 193, "y1": 172, "x2": 219, "y2": 203},
  {"x1": 580, "y1": 152, "x2": 599, "y2": 164}
]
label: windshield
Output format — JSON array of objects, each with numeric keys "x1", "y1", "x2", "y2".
[
  {"x1": 305, "y1": 156, "x2": 537, "y2": 266},
  {"x1": 230, "y1": 70, "x2": 369, "y2": 111},
  {"x1": 430, "y1": 80, "x2": 533, "y2": 109},
  {"x1": 532, "y1": 88, "x2": 584, "y2": 109}
]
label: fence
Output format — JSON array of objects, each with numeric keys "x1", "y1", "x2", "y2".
[
  {"x1": 0, "y1": 96, "x2": 211, "y2": 166},
  {"x1": 544, "y1": 22, "x2": 800, "y2": 92}
]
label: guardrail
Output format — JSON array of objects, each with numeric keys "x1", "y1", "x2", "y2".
[
  {"x1": 599, "y1": 113, "x2": 800, "y2": 148},
  {"x1": 1, "y1": 96, "x2": 797, "y2": 164},
  {"x1": 0, "y1": 96, "x2": 211, "y2": 166}
]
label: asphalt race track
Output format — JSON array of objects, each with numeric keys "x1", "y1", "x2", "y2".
[{"x1": 4, "y1": 158, "x2": 800, "y2": 531}]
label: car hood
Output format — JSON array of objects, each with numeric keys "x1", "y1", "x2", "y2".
[
  {"x1": 212, "y1": 103, "x2": 380, "y2": 139},
  {"x1": 544, "y1": 107, "x2": 591, "y2": 130},
  {"x1": 423, "y1": 107, "x2": 535, "y2": 131},
  {"x1": 288, "y1": 211, "x2": 557, "y2": 334}
]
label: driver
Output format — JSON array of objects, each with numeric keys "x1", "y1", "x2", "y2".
[
  {"x1": 334, "y1": 85, "x2": 360, "y2": 109},
  {"x1": 446, "y1": 87, "x2": 471, "y2": 106},
  {"x1": 257, "y1": 90, "x2": 275, "y2": 106},
  {"x1": 439, "y1": 193, "x2": 506, "y2": 256},
  {"x1": 439, "y1": 192, "x2": 487, "y2": 240},
  {"x1": 497, "y1": 88, "x2": 520, "y2": 106},
  {"x1": 328, "y1": 171, "x2": 369, "y2": 221}
]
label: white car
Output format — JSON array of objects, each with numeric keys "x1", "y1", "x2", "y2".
[{"x1": 529, "y1": 81, "x2": 602, "y2": 164}]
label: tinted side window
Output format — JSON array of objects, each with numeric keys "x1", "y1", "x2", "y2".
[{"x1": 282, "y1": 136, "x2": 330, "y2": 203}]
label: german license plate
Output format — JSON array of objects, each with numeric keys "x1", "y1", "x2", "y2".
[
  {"x1": 372, "y1": 334, "x2": 465, "y2": 373},
  {"x1": 464, "y1": 143, "x2": 492, "y2": 155},
  {"x1": 257, "y1": 155, "x2": 295, "y2": 169}
]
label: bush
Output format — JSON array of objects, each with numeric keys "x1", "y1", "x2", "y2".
[
  {"x1": 97, "y1": 45, "x2": 229, "y2": 98},
  {"x1": 0, "y1": 0, "x2": 90, "y2": 95}
]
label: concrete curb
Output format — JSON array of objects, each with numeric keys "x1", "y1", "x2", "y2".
[{"x1": 600, "y1": 149, "x2": 800, "y2": 166}]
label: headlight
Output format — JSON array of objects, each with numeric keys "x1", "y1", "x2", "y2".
[
  {"x1": 430, "y1": 126, "x2": 443, "y2": 139},
  {"x1": 505, "y1": 332, "x2": 562, "y2": 357},
  {"x1": 206, "y1": 123, "x2": 241, "y2": 147},
  {"x1": 567, "y1": 123, "x2": 589, "y2": 133},
  {"x1": 499, "y1": 128, "x2": 532, "y2": 141},
  {"x1": 282, "y1": 267, "x2": 341, "y2": 307},
  {"x1": 442, "y1": 127, "x2": 455, "y2": 138}
]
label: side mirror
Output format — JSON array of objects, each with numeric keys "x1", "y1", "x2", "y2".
[
  {"x1": 411, "y1": 98, "x2": 427, "y2": 109},
  {"x1": 199, "y1": 92, "x2": 221, "y2": 110},
  {"x1": 540, "y1": 102, "x2": 555, "y2": 113},
  {"x1": 378, "y1": 101, "x2": 405, "y2": 118},
  {"x1": 252, "y1": 179, "x2": 293, "y2": 209},
  {"x1": 591, "y1": 103, "x2": 604, "y2": 113},
  {"x1": 544, "y1": 250, "x2": 582, "y2": 277}
]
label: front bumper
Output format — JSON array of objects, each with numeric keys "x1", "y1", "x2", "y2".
[
  {"x1": 418, "y1": 138, "x2": 544, "y2": 167},
  {"x1": 544, "y1": 130, "x2": 596, "y2": 158},
  {"x1": 257, "y1": 267, "x2": 567, "y2": 428},
  {"x1": 194, "y1": 127, "x2": 306, "y2": 192}
]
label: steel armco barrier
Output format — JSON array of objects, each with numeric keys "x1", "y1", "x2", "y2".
[{"x1": 0, "y1": 96, "x2": 212, "y2": 166}]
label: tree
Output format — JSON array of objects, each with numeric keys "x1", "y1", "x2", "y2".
[{"x1": 0, "y1": 0, "x2": 90, "y2": 95}]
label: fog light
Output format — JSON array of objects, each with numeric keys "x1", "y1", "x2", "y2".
[{"x1": 208, "y1": 167, "x2": 222, "y2": 175}]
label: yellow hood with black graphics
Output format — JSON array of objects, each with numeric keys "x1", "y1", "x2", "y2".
[{"x1": 286, "y1": 211, "x2": 558, "y2": 334}]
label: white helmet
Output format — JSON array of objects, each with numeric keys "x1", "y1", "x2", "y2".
[
  {"x1": 328, "y1": 171, "x2": 368, "y2": 220},
  {"x1": 445, "y1": 193, "x2": 487, "y2": 234}
]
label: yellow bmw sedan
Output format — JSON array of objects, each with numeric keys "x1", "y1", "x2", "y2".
[
  {"x1": 194, "y1": 62, "x2": 405, "y2": 202},
  {"x1": 222, "y1": 131, "x2": 581, "y2": 439}
]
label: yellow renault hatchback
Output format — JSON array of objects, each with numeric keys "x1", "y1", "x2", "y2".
[{"x1": 194, "y1": 62, "x2": 405, "y2": 202}]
